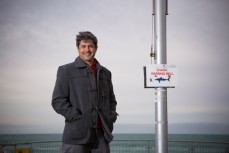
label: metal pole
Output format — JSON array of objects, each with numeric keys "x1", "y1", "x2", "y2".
[{"x1": 154, "y1": 0, "x2": 168, "y2": 153}]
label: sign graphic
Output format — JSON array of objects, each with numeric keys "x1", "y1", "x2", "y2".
[{"x1": 144, "y1": 64, "x2": 178, "y2": 88}]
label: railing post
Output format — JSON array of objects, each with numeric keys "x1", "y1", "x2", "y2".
[
  {"x1": 147, "y1": 140, "x2": 150, "y2": 153},
  {"x1": 226, "y1": 144, "x2": 229, "y2": 153},
  {"x1": 14, "y1": 144, "x2": 16, "y2": 153}
]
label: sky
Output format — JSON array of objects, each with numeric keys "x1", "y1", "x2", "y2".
[{"x1": 0, "y1": 0, "x2": 229, "y2": 134}]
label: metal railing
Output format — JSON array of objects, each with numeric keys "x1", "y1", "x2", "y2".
[{"x1": 1, "y1": 140, "x2": 229, "y2": 153}]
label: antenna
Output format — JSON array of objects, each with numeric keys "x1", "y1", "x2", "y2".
[{"x1": 150, "y1": 0, "x2": 156, "y2": 64}]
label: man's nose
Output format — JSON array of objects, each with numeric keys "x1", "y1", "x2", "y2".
[{"x1": 85, "y1": 46, "x2": 91, "y2": 51}]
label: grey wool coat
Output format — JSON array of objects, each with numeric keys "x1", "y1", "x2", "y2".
[{"x1": 52, "y1": 57, "x2": 118, "y2": 144}]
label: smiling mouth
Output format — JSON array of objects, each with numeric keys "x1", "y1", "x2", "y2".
[{"x1": 84, "y1": 53, "x2": 92, "y2": 56}]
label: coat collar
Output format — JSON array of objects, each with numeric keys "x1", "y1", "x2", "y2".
[
  {"x1": 74, "y1": 56, "x2": 87, "y2": 68},
  {"x1": 74, "y1": 56, "x2": 102, "y2": 70}
]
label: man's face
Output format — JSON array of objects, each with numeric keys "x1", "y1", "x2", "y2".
[{"x1": 77, "y1": 39, "x2": 97, "y2": 65}]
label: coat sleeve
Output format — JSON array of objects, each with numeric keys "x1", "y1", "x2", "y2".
[
  {"x1": 51, "y1": 66, "x2": 81, "y2": 121},
  {"x1": 108, "y1": 72, "x2": 118, "y2": 123}
]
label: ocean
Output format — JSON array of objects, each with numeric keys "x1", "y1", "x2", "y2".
[
  {"x1": 1, "y1": 134, "x2": 229, "y2": 153},
  {"x1": 1, "y1": 134, "x2": 229, "y2": 144}
]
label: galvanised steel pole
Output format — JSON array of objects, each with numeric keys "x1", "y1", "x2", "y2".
[{"x1": 154, "y1": 0, "x2": 168, "y2": 153}]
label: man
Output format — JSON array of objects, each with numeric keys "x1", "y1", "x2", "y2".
[{"x1": 52, "y1": 31, "x2": 118, "y2": 153}]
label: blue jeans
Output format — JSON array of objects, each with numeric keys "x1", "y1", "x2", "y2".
[{"x1": 62, "y1": 129, "x2": 110, "y2": 153}]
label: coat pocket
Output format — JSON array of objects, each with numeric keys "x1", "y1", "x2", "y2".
[
  {"x1": 99, "y1": 89, "x2": 110, "y2": 109},
  {"x1": 64, "y1": 114, "x2": 87, "y2": 140}
]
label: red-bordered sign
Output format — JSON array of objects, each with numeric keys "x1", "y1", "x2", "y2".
[{"x1": 144, "y1": 64, "x2": 178, "y2": 88}]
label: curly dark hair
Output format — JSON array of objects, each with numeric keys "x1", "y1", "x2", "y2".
[{"x1": 76, "y1": 31, "x2": 98, "y2": 49}]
